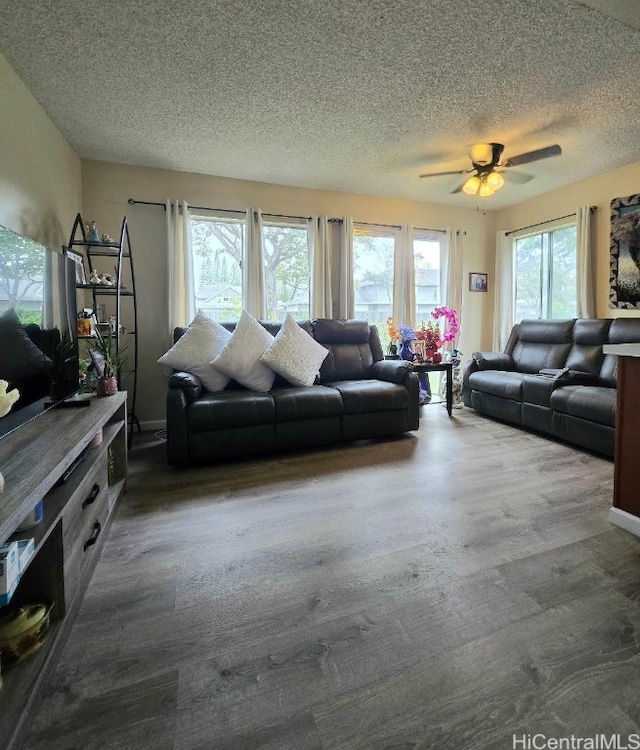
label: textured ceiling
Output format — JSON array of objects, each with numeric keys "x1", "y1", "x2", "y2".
[{"x1": 0, "y1": 0, "x2": 639, "y2": 209}]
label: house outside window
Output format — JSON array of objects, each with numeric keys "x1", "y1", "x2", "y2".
[
  {"x1": 352, "y1": 226, "x2": 395, "y2": 343},
  {"x1": 514, "y1": 224, "x2": 577, "y2": 322},
  {"x1": 191, "y1": 216, "x2": 244, "y2": 322}
]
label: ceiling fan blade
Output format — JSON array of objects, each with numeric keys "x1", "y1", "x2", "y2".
[
  {"x1": 451, "y1": 181, "x2": 467, "y2": 194},
  {"x1": 419, "y1": 169, "x2": 467, "y2": 179},
  {"x1": 504, "y1": 144, "x2": 562, "y2": 167},
  {"x1": 503, "y1": 170, "x2": 534, "y2": 185}
]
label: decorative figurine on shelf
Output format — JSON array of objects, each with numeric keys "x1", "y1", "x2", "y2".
[
  {"x1": 89, "y1": 269, "x2": 101, "y2": 285},
  {"x1": 86, "y1": 221, "x2": 101, "y2": 243},
  {"x1": 101, "y1": 273, "x2": 115, "y2": 286},
  {"x1": 101, "y1": 233, "x2": 114, "y2": 244},
  {"x1": 0, "y1": 380, "x2": 19, "y2": 418}
]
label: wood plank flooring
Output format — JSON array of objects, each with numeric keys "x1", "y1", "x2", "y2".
[{"x1": 20, "y1": 406, "x2": 640, "y2": 750}]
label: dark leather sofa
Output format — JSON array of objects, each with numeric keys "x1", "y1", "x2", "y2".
[
  {"x1": 166, "y1": 318, "x2": 420, "y2": 466},
  {"x1": 462, "y1": 318, "x2": 640, "y2": 457}
]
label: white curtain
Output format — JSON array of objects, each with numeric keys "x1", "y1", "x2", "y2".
[
  {"x1": 442, "y1": 228, "x2": 464, "y2": 317},
  {"x1": 393, "y1": 223, "x2": 415, "y2": 326},
  {"x1": 166, "y1": 200, "x2": 195, "y2": 337},
  {"x1": 244, "y1": 208, "x2": 265, "y2": 319},
  {"x1": 576, "y1": 205, "x2": 595, "y2": 318},
  {"x1": 493, "y1": 230, "x2": 514, "y2": 351},
  {"x1": 338, "y1": 216, "x2": 354, "y2": 318},
  {"x1": 309, "y1": 214, "x2": 332, "y2": 318}
]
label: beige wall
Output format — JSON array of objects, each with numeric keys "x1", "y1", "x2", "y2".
[
  {"x1": 82, "y1": 160, "x2": 494, "y2": 427},
  {"x1": 495, "y1": 160, "x2": 640, "y2": 319},
  {"x1": 0, "y1": 51, "x2": 81, "y2": 246}
]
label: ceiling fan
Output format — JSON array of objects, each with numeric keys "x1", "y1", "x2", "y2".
[{"x1": 419, "y1": 142, "x2": 562, "y2": 196}]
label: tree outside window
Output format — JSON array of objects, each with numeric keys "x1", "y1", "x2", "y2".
[
  {"x1": 191, "y1": 218, "x2": 310, "y2": 322},
  {"x1": 514, "y1": 225, "x2": 576, "y2": 321},
  {"x1": 353, "y1": 229, "x2": 394, "y2": 346}
]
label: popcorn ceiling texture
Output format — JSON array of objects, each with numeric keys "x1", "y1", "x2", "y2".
[{"x1": 0, "y1": 0, "x2": 638, "y2": 209}]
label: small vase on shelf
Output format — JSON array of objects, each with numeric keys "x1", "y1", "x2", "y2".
[{"x1": 400, "y1": 340, "x2": 414, "y2": 361}]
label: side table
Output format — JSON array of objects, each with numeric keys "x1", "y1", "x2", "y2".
[{"x1": 412, "y1": 362, "x2": 453, "y2": 416}]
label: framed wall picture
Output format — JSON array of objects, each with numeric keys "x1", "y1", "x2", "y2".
[
  {"x1": 610, "y1": 193, "x2": 640, "y2": 309},
  {"x1": 469, "y1": 272, "x2": 488, "y2": 292},
  {"x1": 65, "y1": 248, "x2": 86, "y2": 285}
]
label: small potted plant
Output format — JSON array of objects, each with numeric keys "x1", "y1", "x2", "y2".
[{"x1": 92, "y1": 326, "x2": 124, "y2": 396}]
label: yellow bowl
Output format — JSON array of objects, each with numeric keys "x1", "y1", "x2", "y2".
[{"x1": 0, "y1": 603, "x2": 53, "y2": 667}]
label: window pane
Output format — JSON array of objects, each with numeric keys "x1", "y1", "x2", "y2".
[
  {"x1": 414, "y1": 237, "x2": 441, "y2": 323},
  {"x1": 514, "y1": 225, "x2": 577, "y2": 323},
  {"x1": 514, "y1": 234, "x2": 543, "y2": 321},
  {"x1": 550, "y1": 226, "x2": 577, "y2": 318},
  {"x1": 263, "y1": 224, "x2": 310, "y2": 321},
  {"x1": 191, "y1": 218, "x2": 244, "y2": 322},
  {"x1": 353, "y1": 231, "x2": 394, "y2": 344}
]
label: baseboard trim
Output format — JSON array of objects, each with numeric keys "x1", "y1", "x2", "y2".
[{"x1": 609, "y1": 507, "x2": 640, "y2": 538}]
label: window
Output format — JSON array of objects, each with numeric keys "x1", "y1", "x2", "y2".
[
  {"x1": 262, "y1": 221, "x2": 310, "y2": 320},
  {"x1": 191, "y1": 216, "x2": 244, "y2": 322},
  {"x1": 191, "y1": 216, "x2": 310, "y2": 322},
  {"x1": 514, "y1": 224, "x2": 577, "y2": 321},
  {"x1": 353, "y1": 226, "x2": 395, "y2": 344},
  {"x1": 414, "y1": 233, "x2": 442, "y2": 323}
]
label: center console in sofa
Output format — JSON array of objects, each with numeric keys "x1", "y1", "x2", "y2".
[
  {"x1": 463, "y1": 318, "x2": 640, "y2": 458},
  {"x1": 166, "y1": 318, "x2": 420, "y2": 466}
]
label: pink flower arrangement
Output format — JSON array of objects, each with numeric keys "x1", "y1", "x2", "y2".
[{"x1": 431, "y1": 306, "x2": 460, "y2": 343}]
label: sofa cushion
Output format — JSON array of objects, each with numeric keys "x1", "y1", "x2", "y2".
[
  {"x1": 510, "y1": 319, "x2": 574, "y2": 374},
  {"x1": 522, "y1": 374, "x2": 558, "y2": 407},
  {"x1": 159, "y1": 311, "x2": 231, "y2": 391},
  {"x1": 212, "y1": 310, "x2": 276, "y2": 392},
  {"x1": 599, "y1": 318, "x2": 640, "y2": 387},
  {"x1": 326, "y1": 379, "x2": 408, "y2": 414},
  {"x1": 314, "y1": 319, "x2": 376, "y2": 382},
  {"x1": 271, "y1": 385, "x2": 343, "y2": 422},
  {"x1": 550, "y1": 385, "x2": 616, "y2": 427},
  {"x1": 468, "y1": 370, "x2": 525, "y2": 400},
  {"x1": 187, "y1": 390, "x2": 275, "y2": 432},
  {"x1": 260, "y1": 314, "x2": 329, "y2": 386}
]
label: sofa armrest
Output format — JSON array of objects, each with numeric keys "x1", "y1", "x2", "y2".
[
  {"x1": 558, "y1": 370, "x2": 601, "y2": 386},
  {"x1": 462, "y1": 351, "x2": 515, "y2": 407},
  {"x1": 168, "y1": 371, "x2": 203, "y2": 402},
  {"x1": 167, "y1": 373, "x2": 201, "y2": 467},
  {"x1": 471, "y1": 351, "x2": 515, "y2": 371},
  {"x1": 370, "y1": 359, "x2": 414, "y2": 384}
]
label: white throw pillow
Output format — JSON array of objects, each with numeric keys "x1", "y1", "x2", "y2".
[
  {"x1": 212, "y1": 310, "x2": 276, "y2": 392},
  {"x1": 157, "y1": 310, "x2": 231, "y2": 392},
  {"x1": 261, "y1": 314, "x2": 329, "y2": 387}
]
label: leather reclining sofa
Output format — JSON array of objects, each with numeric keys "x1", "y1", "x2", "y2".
[
  {"x1": 167, "y1": 318, "x2": 420, "y2": 466},
  {"x1": 462, "y1": 318, "x2": 640, "y2": 457}
]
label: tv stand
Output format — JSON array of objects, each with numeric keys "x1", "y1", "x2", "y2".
[{"x1": 0, "y1": 392, "x2": 127, "y2": 750}]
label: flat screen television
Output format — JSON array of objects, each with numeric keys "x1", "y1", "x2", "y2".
[{"x1": 0, "y1": 224, "x2": 79, "y2": 440}]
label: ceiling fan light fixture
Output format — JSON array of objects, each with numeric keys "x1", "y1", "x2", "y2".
[
  {"x1": 486, "y1": 170, "x2": 505, "y2": 190},
  {"x1": 462, "y1": 175, "x2": 481, "y2": 195},
  {"x1": 478, "y1": 178, "x2": 495, "y2": 197},
  {"x1": 470, "y1": 143, "x2": 494, "y2": 166}
]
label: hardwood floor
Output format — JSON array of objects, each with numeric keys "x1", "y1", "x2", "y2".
[{"x1": 20, "y1": 406, "x2": 640, "y2": 750}]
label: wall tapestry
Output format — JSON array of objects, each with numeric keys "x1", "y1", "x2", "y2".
[{"x1": 610, "y1": 192, "x2": 640, "y2": 309}]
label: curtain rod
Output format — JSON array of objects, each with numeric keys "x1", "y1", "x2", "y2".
[
  {"x1": 127, "y1": 199, "x2": 310, "y2": 222},
  {"x1": 329, "y1": 217, "x2": 450, "y2": 234},
  {"x1": 505, "y1": 206, "x2": 597, "y2": 236},
  {"x1": 128, "y1": 199, "x2": 455, "y2": 234}
]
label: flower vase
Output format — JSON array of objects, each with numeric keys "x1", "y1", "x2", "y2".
[{"x1": 400, "y1": 340, "x2": 414, "y2": 361}]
